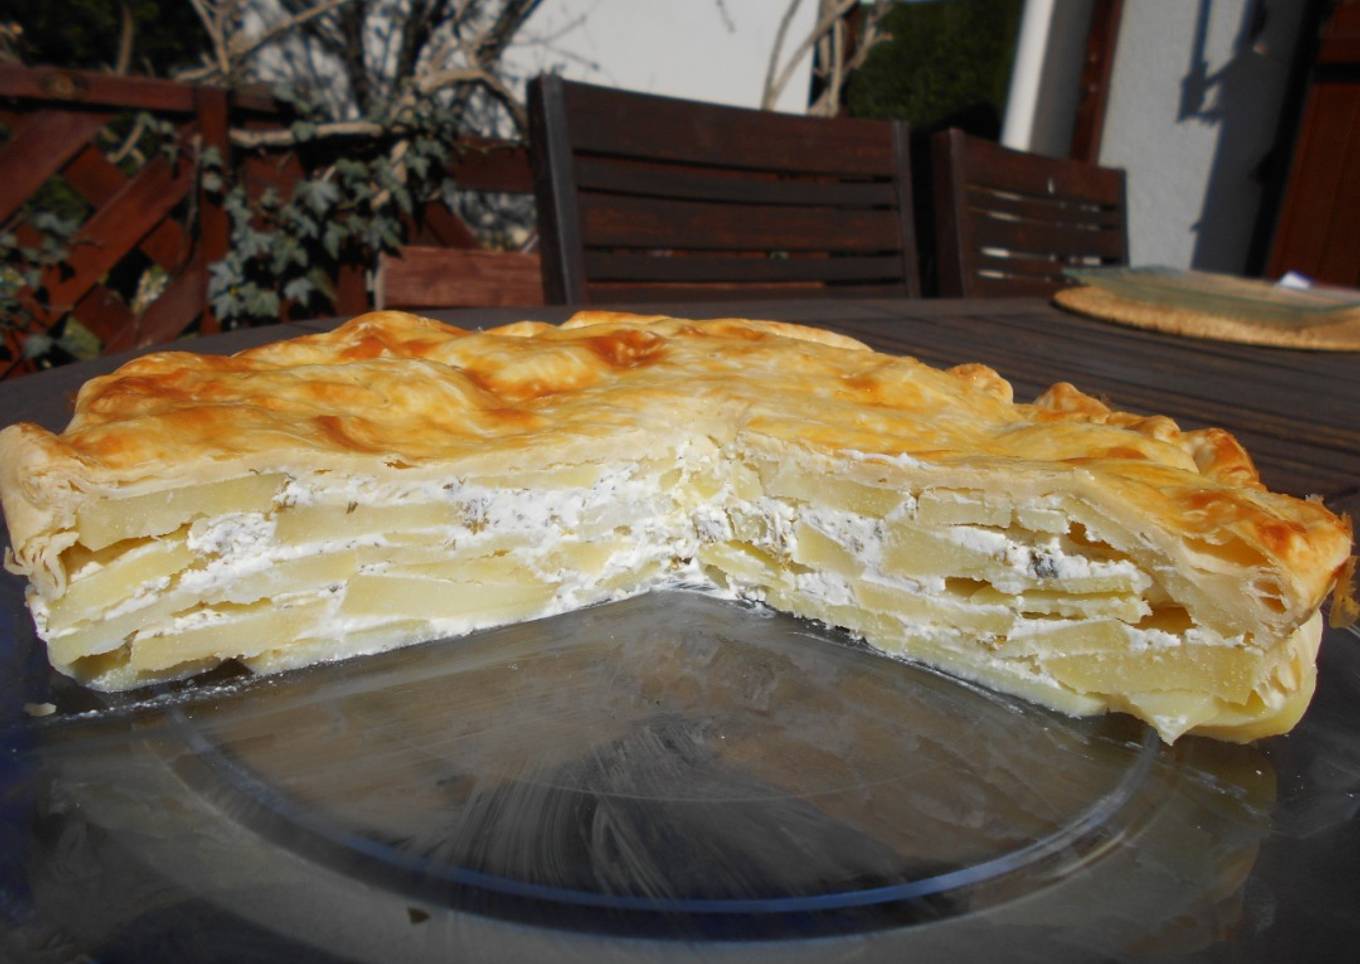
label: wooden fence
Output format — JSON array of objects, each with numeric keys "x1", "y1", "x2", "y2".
[{"x1": 0, "y1": 64, "x2": 531, "y2": 380}]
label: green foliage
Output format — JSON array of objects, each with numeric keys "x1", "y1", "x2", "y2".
[
  {"x1": 846, "y1": 0, "x2": 1025, "y2": 132},
  {"x1": 5, "y1": 1, "x2": 534, "y2": 357},
  {"x1": 0, "y1": 212, "x2": 91, "y2": 370},
  {"x1": 0, "y1": 101, "x2": 186, "y2": 361},
  {"x1": 7, "y1": 0, "x2": 206, "y2": 75},
  {"x1": 207, "y1": 123, "x2": 461, "y2": 328}
]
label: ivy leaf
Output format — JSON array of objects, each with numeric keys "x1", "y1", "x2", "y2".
[
  {"x1": 307, "y1": 267, "x2": 336, "y2": 303},
  {"x1": 269, "y1": 236, "x2": 298, "y2": 275},
  {"x1": 237, "y1": 227, "x2": 271, "y2": 260},
  {"x1": 244, "y1": 284, "x2": 280, "y2": 318},
  {"x1": 200, "y1": 146, "x2": 224, "y2": 169},
  {"x1": 296, "y1": 179, "x2": 341, "y2": 216},
  {"x1": 271, "y1": 82, "x2": 300, "y2": 106},
  {"x1": 201, "y1": 170, "x2": 224, "y2": 194},
  {"x1": 349, "y1": 180, "x2": 375, "y2": 204},
  {"x1": 284, "y1": 203, "x2": 319, "y2": 240},
  {"x1": 334, "y1": 158, "x2": 368, "y2": 182},
  {"x1": 440, "y1": 178, "x2": 459, "y2": 208},
  {"x1": 290, "y1": 121, "x2": 318, "y2": 143},
  {"x1": 31, "y1": 211, "x2": 77, "y2": 238},
  {"x1": 323, "y1": 222, "x2": 347, "y2": 260},
  {"x1": 283, "y1": 276, "x2": 315, "y2": 303},
  {"x1": 209, "y1": 285, "x2": 239, "y2": 319},
  {"x1": 22, "y1": 333, "x2": 53, "y2": 359},
  {"x1": 368, "y1": 216, "x2": 401, "y2": 253},
  {"x1": 224, "y1": 187, "x2": 252, "y2": 222}
]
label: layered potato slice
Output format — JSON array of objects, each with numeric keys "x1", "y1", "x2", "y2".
[
  {"x1": 27, "y1": 457, "x2": 693, "y2": 691},
  {"x1": 686, "y1": 450, "x2": 1333, "y2": 742},
  {"x1": 0, "y1": 310, "x2": 1351, "y2": 743}
]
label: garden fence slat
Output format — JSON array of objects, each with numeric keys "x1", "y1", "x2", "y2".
[
  {"x1": 62, "y1": 144, "x2": 191, "y2": 269},
  {"x1": 0, "y1": 109, "x2": 107, "y2": 223},
  {"x1": 0, "y1": 64, "x2": 536, "y2": 380},
  {"x1": 73, "y1": 284, "x2": 137, "y2": 343},
  {"x1": 39, "y1": 155, "x2": 194, "y2": 317},
  {"x1": 115, "y1": 265, "x2": 206, "y2": 351}
]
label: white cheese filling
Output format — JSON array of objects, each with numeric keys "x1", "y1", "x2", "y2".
[{"x1": 42, "y1": 458, "x2": 1242, "y2": 679}]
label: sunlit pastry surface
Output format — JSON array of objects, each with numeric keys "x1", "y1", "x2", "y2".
[{"x1": 0, "y1": 310, "x2": 1352, "y2": 743}]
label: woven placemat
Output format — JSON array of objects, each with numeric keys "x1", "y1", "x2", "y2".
[{"x1": 1054, "y1": 285, "x2": 1360, "y2": 351}]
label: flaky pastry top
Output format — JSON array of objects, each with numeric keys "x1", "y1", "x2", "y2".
[{"x1": 1, "y1": 310, "x2": 1352, "y2": 631}]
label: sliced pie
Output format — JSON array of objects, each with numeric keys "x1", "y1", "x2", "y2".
[{"x1": 0, "y1": 310, "x2": 1352, "y2": 742}]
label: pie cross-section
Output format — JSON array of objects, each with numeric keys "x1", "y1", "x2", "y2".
[{"x1": 0, "y1": 310, "x2": 1352, "y2": 743}]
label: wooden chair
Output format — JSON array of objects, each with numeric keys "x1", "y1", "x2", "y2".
[
  {"x1": 527, "y1": 75, "x2": 922, "y2": 304},
  {"x1": 931, "y1": 128, "x2": 1128, "y2": 298},
  {"x1": 375, "y1": 246, "x2": 544, "y2": 310}
]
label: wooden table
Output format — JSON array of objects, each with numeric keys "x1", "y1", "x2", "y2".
[
  {"x1": 2, "y1": 297, "x2": 1358, "y2": 959},
  {"x1": 6, "y1": 297, "x2": 1354, "y2": 513}
]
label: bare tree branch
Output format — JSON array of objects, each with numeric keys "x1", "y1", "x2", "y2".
[
  {"x1": 232, "y1": 0, "x2": 355, "y2": 65},
  {"x1": 184, "y1": 1, "x2": 545, "y2": 147},
  {"x1": 230, "y1": 118, "x2": 394, "y2": 148},
  {"x1": 761, "y1": 0, "x2": 805, "y2": 110},
  {"x1": 109, "y1": 112, "x2": 150, "y2": 162},
  {"x1": 764, "y1": 0, "x2": 858, "y2": 111},
  {"x1": 770, "y1": 0, "x2": 891, "y2": 117},
  {"x1": 114, "y1": 2, "x2": 135, "y2": 75},
  {"x1": 188, "y1": 0, "x2": 232, "y2": 80},
  {"x1": 337, "y1": 0, "x2": 372, "y2": 115}
]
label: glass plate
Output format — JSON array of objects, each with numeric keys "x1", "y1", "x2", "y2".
[{"x1": 3, "y1": 590, "x2": 1293, "y2": 959}]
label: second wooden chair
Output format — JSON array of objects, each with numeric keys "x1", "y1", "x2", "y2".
[
  {"x1": 527, "y1": 75, "x2": 922, "y2": 304},
  {"x1": 931, "y1": 128, "x2": 1128, "y2": 298}
]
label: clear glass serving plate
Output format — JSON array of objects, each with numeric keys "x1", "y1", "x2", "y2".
[{"x1": 9, "y1": 583, "x2": 1356, "y2": 961}]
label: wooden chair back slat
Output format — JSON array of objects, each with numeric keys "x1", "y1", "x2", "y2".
[
  {"x1": 962, "y1": 185, "x2": 1122, "y2": 229},
  {"x1": 574, "y1": 156, "x2": 900, "y2": 207},
  {"x1": 584, "y1": 252, "x2": 908, "y2": 284},
  {"x1": 578, "y1": 194, "x2": 904, "y2": 252},
  {"x1": 585, "y1": 282, "x2": 911, "y2": 303},
  {"x1": 956, "y1": 133, "x2": 1125, "y2": 204},
  {"x1": 973, "y1": 250, "x2": 1086, "y2": 284},
  {"x1": 559, "y1": 80, "x2": 903, "y2": 177},
  {"x1": 376, "y1": 246, "x2": 545, "y2": 310},
  {"x1": 970, "y1": 217, "x2": 1127, "y2": 261},
  {"x1": 933, "y1": 128, "x2": 1128, "y2": 298},
  {"x1": 967, "y1": 274, "x2": 1072, "y2": 299},
  {"x1": 529, "y1": 75, "x2": 922, "y2": 304}
]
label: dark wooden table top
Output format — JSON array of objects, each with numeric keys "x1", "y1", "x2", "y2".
[{"x1": 3, "y1": 297, "x2": 1356, "y2": 513}]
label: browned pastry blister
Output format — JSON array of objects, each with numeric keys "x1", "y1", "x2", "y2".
[{"x1": 1, "y1": 311, "x2": 1352, "y2": 742}]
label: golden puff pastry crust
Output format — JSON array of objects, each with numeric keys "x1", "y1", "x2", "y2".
[{"x1": 0, "y1": 310, "x2": 1353, "y2": 742}]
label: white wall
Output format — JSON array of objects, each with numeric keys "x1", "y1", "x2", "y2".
[
  {"x1": 1098, "y1": 0, "x2": 1307, "y2": 272},
  {"x1": 507, "y1": 0, "x2": 819, "y2": 113},
  {"x1": 1003, "y1": 0, "x2": 1096, "y2": 156}
]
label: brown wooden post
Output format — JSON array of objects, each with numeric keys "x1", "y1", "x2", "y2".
[
  {"x1": 195, "y1": 86, "x2": 230, "y2": 335},
  {"x1": 1070, "y1": 0, "x2": 1124, "y2": 164},
  {"x1": 334, "y1": 262, "x2": 370, "y2": 316}
]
